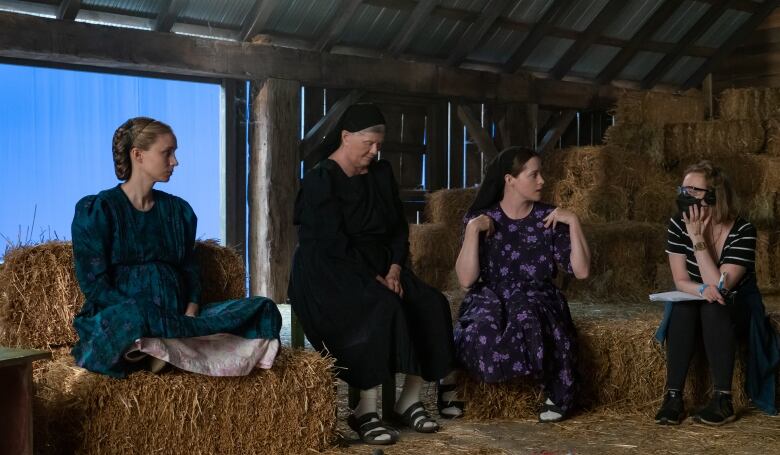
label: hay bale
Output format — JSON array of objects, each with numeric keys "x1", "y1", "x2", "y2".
[
  {"x1": 604, "y1": 123, "x2": 665, "y2": 165},
  {"x1": 34, "y1": 348, "x2": 336, "y2": 455},
  {"x1": 631, "y1": 177, "x2": 677, "y2": 223},
  {"x1": 614, "y1": 90, "x2": 705, "y2": 125},
  {"x1": 719, "y1": 87, "x2": 780, "y2": 120},
  {"x1": 565, "y1": 222, "x2": 667, "y2": 301},
  {"x1": 193, "y1": 239, "x2": 247, "y2": 302},
  {"x1": 409, "y1": 223, "x2": 460, "y2": 291},
  {"x1": 0, "y1": 240, "x2": 249, "y2": 349},
  {"x1": 549, "y1": 179, "x2": 631, "y2": 223},
  {"x1": 425, "y1": 187, "x2": 478, "y2": 226},
  {"x1": 762, "y1": 117, "x2": 780, "y2": 156},
  {"x1": 664, "y1": 120, "x2": 766, "y2": 165},
  {"x1": 459, "y1": 310, "x2": 777, "y2": 420}
]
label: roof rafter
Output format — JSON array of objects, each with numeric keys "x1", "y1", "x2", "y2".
[
  {"x1": 641, "y1": 0, "x2": 736, "y2": 89},
  {"x1": 387, "y1": 0, "x2": 439, "y2": 57},
  {"x1": 447, "y1": 0, "x2": 515, "y2": 67},
  {"x1": 153, "y1": 0, "x2": 188, "y2": 33},
  {"x1": 683, "y1": 0, "x2": 780, "y2": 90},
  {"x1": 504, "y1": 0, "x2": 576, "y2": 73},
  {"x1": 57, "y1": 0, "x2": 81, "y2": 21},
  {"x1": 549, "y1": 0, "x2": 627, "y2": 80},
  {"x1": 239, "y1": 0, "x2": 281, "y2": 42},
  {"x1": 314, "y1": 0, "x2": 364, "y2": 52},
  {"x1": 596, "y1": 0, "x2": 681, "y2": 84}
]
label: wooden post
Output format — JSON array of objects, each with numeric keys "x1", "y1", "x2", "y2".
[
  {"x1": 0, "y1": 348, "x2": 51, "y2": 455},
  {"x1": 703, "y1": 73, "x2": 714, "y2": 120},
  {"x1": 248, "y1": 78, "x2": 301, "y2": 303},
  {"x1": 221, "y1": 79, "x2": 248, "y2": 265}
]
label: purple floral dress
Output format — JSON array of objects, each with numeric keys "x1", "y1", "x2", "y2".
[{"x1": 454, "y1": 202, "x2": 578, "y2": 411}]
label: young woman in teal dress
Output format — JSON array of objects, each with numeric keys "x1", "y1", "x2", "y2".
[{"x1": 71, "y1": 117, "x2": 282, "y2": 378}]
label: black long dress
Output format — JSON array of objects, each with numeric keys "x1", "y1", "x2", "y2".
[{"x1": 289, "y1": 159, "x2": 455, "y2": 389}]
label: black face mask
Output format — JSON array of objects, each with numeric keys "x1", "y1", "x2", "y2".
[{"x1": 676, "y1": 190, "x2": 716, "y2": 216}]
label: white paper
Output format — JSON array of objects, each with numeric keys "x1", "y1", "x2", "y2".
[{"x1": 649, "y1": 291, "x2": 704, "y2": 302}]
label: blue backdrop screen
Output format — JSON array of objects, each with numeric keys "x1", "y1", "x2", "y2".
[{"x1": 0, "y1": 63, "x2": 222, "y2": 258}]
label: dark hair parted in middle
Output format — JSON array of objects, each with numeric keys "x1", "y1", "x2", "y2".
[{"x1": 467, "y1": 146, "x2": 540, "y2": 215}]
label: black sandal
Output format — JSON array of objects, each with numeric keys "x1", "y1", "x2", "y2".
[
  {"x1": 347, "y1": 412, "x2": 399, "y2": 445},
  {"x1": 392, "y1": 401, "x2": 440, "y2": 433},
  {"x1": 538, "y1": 401, "x2": 565, "y2": 423},
  {"x1": 437, "y1": 383, "x2": 465, "y2": 419}
]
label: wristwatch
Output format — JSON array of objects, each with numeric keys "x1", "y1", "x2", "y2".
[{"x1": 693, "y1": 241, "x2": 707, "y2": 252}]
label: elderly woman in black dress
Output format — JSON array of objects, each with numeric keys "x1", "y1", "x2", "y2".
[{"x1": 288, "y1": 104, "x2": 455, "y2": 445}]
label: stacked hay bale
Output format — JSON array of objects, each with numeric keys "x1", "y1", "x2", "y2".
[{"x1": 0, "y1": 241, "x2": 337, "y2": 454}]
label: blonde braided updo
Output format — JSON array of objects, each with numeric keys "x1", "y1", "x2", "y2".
[{"x1": 112, "y1": 117, "x2": 174, "y2": 180}]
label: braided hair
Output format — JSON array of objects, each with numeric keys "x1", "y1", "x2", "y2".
[{"x1": 112, "y1": 117, "x2": 174, "y2": 180}]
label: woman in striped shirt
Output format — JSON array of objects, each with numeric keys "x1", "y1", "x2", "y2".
[{"x1": 656, "y1": 160, "x2": 778, "y2": 426}]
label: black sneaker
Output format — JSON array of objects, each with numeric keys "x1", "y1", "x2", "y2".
[
  {"x1": 655, "y1": 390, "x2": 685, "y2": 425},
  {"x1": 694, "y1": 391, "x2": 736, "y2": 426}
]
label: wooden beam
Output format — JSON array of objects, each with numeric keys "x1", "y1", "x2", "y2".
[
  {"x1": 549, "y1": 0, "x2": 627, "y2": 80},
  {"x1": 56, "y1": 0, "x2": 81, "y2": 21},
  {"x1": 597, "y1": 0, "x2": 681, "y2": 84},
  {"x1": 240, "y1": 0, "x2": 281, "y2": 42},
  {"x1": 0, "y1": 11, "x2": 631, "y2": 109},
  {"x1": 301, "y1": 90, "x2": 365, "y2": 169},
  {"x1": 504, "y1": 0, "x2": 576, "y2": 73},
  {"x1": 538, "y1": 110, "x2": 576, "y2": 154},
  {"x1": 699, "y1": 0, "x2": 758, "y2": 13},
  {"x1": 314, "y1": 0, "x2": 364, "y2": 52},
  {"x1": 248, "y1": 78, "x2": 300, "y2": 303},
  {"x1": 682, "y1": 0, "x2": 780, "y2": 90},
  {"x1": 456, "y1": 103, "x2": 498, "y2": 161},
  {"x1": 153, "y1": 0, "x2": 188, "y2": 33},
  {"x1": 641, "y1": 0, "x2": 735, "y2": 90},
  {"x1": 447, "y1": 0, "x2": 514, "y2": 67},
  {"x1": 222, "y1": 79, "x2": 248, "y2": 262},
  {"x1": 387, "y1": 0, "x2": 439, "y2": 57},
  {"x1": 703, "y1": 73, "x2": 713, "y2": 119}
]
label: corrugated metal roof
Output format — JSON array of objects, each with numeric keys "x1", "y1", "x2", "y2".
[
  {"x1": 661, "y1": 55, "x2": 706, "y2": 85},
  {"x1": 554, "y1": 0, "x2": 609, "y2": 32},
  {"x1": 696, "y1": 9, "x2": 751, "y2": 47},
  {"x1": 470, "y1": 28, "x2": 527, "y2": 64},
  {"x1": 524, "y1": 36, "x2": 574, "y2": 71},
  {"x1": 571, "y1": 44, "x2": 621, "y2": 77},
  {"x1": 602, "y1": 0, "x2": 663, "y2": 40},
  {"x1": 407, "y1": 13, "x2": 472, "y2": 58},
  {"x1": 618, "y1": 50, "x2": 665, "y2": 81},
  {"x1": 82, "y1": 0, "x2": 160, "y2": 17},
  {"x1": 339, "y1": 3, "x2": 409, "y2": 49},
  {"x1": 178, "y1": 0, "x2": 255, "y2": 29},
  {"x1": 504, "y1": 0, "x2": 552, "y2": 23},
  {"x1": 652, "y1": 0, "x2": 710, "y2": 43},
  {"x1": 264, "y1": 0, "x2": 339, "y2": 38},
  {"x1": 441, "y1": 0, "x2": 486, "y2": 12}
]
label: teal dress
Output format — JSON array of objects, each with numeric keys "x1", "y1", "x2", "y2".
[{"x1": 71, "y1": 186, "x2": 282, "y2": 378}]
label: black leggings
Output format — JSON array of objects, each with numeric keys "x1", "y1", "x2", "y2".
[{"x1": 666, "y1": 301, "x2": 736, "y2": 392}]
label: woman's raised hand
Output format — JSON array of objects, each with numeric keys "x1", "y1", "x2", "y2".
[
  {"x1": 467, "y1": 214, "x2": 495, "y2": 236},
  {"x1": 543, "y1": 208, "x2": 578, "y2": 230},
  {"x1": 682, "y1": 203, "x2": 710, "y2": 238}
]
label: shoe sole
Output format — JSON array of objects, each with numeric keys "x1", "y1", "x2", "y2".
[
  {"x1": 693, "y1": 414, "x2": 736, "y2": 426},
  {"x1": 655, "y1": 417, "x2": 681, "y2": 425}
]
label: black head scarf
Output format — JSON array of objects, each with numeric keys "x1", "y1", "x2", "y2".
[
  {"x1": 467, "y1": 146, "x2": 539, "y2": 215},
  {"x1": 310, "y1": 103, "x2": 386, "y2": 166}
]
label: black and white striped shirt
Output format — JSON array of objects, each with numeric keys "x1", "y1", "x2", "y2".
[{"x1": 666, "y1": 216, "x2": 756, "y2": 287}]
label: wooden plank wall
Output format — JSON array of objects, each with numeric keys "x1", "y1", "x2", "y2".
[{"x1": 301, "y1": 87, "x2": 612, "y2": 222}]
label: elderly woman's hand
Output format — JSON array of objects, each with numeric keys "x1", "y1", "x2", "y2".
[{"x1": 376, "y1": 264, "x2": 404, "y2": 298}]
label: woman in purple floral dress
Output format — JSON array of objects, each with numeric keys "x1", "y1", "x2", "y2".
[{"x1": 447, "y1": 147, "x2": 591, "y2": 422}]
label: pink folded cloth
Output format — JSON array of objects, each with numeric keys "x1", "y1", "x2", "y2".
[{"x1": 125, "y1": 334, "x2": 280, "y2": 376}]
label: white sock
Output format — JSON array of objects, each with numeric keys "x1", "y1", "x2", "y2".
[
  {"x1": 395, "y1": 375, "x2": 436, "y2": 430},
  {"x1": 439, "y1": 371, "x2": 463, "y2": 418},
  {"x1": 355, "y1": 387, "x2": 391, "y2": 442},
  {"x1": 539, "y1": 398, "x2": 563, "y2": 422}
]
